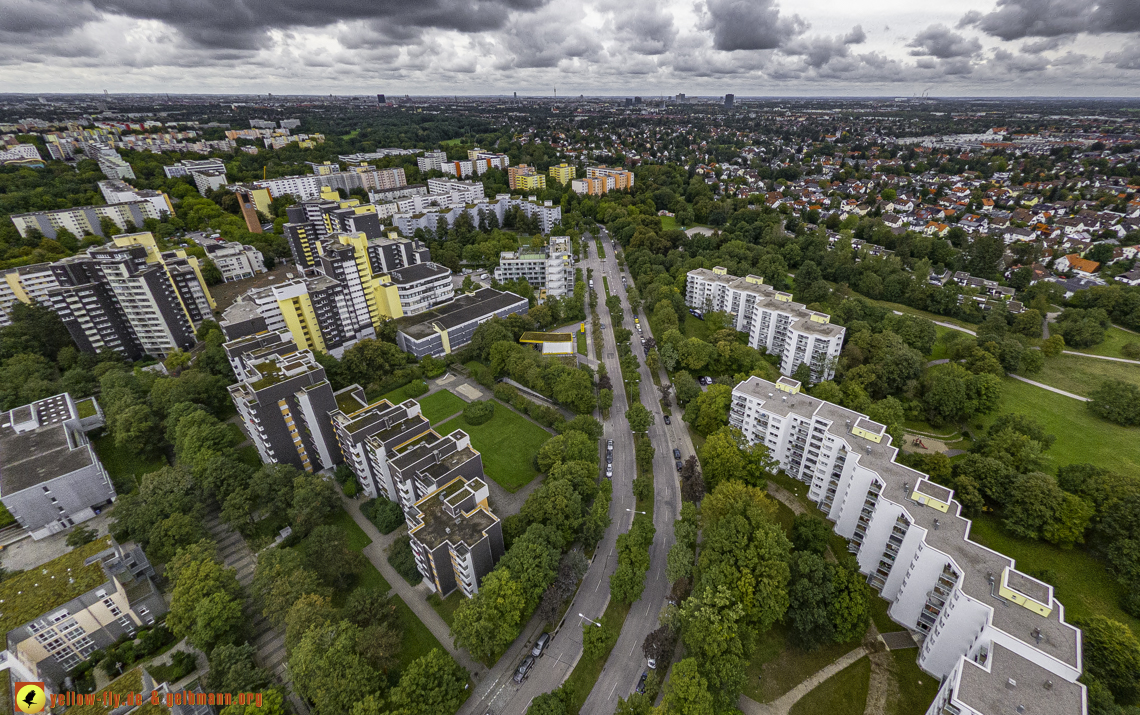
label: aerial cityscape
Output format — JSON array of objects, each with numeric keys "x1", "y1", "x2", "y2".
[{"x1": 0, "y1": 3, "x2": 1138, "y2": 715}]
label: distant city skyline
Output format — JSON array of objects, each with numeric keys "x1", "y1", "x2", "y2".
[{"x1": 2, "y1": 0, "x2": 1138, "y2": 96}]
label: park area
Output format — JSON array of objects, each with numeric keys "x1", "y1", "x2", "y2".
[{"x1": 436, "y1": 400, "x2": 551, "y2": 491}]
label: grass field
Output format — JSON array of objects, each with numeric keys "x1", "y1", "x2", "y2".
[
  {"x1": 92, "y1": 434, "x2": 168, "y2": 492},
  {"x1": 743, "y1": 625, "x2": 861, "y2": 703},
  {"x1": 967, "y1": 512, "x2": 1140, "y2": 633},
  {"x1": 1029, "y1": 352, "x2": 1140, "y2": 396},
  {"x1": 979, "y1": 377, "x2": 1140, "y2": 476},
  {"x1": 417, "y1": 389, "x2": 467, "y2": 424},
  {"x1": 886, "y1": 650, "x2": 940, "y2": 715},
  {"x1": 787, "y1": 656, "x2": 871, "y2": 715},
  {"x1": 660, "y1": 215, "x2": 677, "y2": 230},
  {"x1": 1065, "y1": 325, "x2": 1138, "y2": 359},
  {"x1": 379, "y1": 381, "x2": 429, "y2": 405},
  {"x1": 851, "y1": 293, "x2": 979, "y2": 333},
  {"x1": 437, "y1": 401, "x2": 550, "y2": 491},
  {"x1": 927, "y1": 325, "x2": 960, "y2": 361},
  {"x1": 681, "y1": 314, "x2": 710, "y2": 341},
  {"x1": 563, "y1": 600, "x2": 631, "y2": 714},
  {"x1": 427, "y1": 590, "x2": 465, "y2": 629},
  {"x1": 577, "y1": 331, "x2": 587, "y2": 355}
]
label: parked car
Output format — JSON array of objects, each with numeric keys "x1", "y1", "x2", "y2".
[
  {"x1": 605, "y1": 464, "x2": 613, "y2": 478},
  {"x1": 673, "y1": 448, "x2": 681, "y2": 459},
  {"x1": 607, "y1": 439, "x2": 614, "y2": 450},
  {"x1": 532, "y1": 633, "x2": 551, "y2": 657},
  {"x1": 636, "y1": 671, "x2": 649, "y2": 694},
  {"x1": 663, "y1": 415, "x2": 671, "y2": 425},
  {"x1": 676, "y1": 460, "x2": 684, "y2": 472},
  {"x1": 647, "y1": 658, "x2": 657, "y2": 670},
  {"x1": 606, "y1": 451, "x2": 613, "y2": 464},
  {"x1": 513, "y1": 656, "x2": 535, "y2": 683}
]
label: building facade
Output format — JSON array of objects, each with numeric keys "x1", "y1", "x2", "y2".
[
  {"x1": 10, "y1": 200, "x2": 170, "y2": 240},
  {"x1": 0, "y1": 393, "x2": 116, "y2": 540},
  {"x1": 685, "y1": 267, "x2": 844, "y2": 382},
  {"x1": 729, "y1": 376, "x2": 1086, "y2": 715},
  {"x1": 395, "y1": 287, "x2": 528, "y2": 358},
  {"x1": 548, "y1": 163, "x2": 576, "y2": 185},
  {"x1": 493, "y1": 236, "x2": 574, "y2": 296},
  {"x1": 394, "y1": 194, "x2": 562, "y2": 236},
  {"x1": 197, "y1": 235, "x2": 267, "y2": 282},
  {"x1": 508, "y1": 165, "x2": 546, "y2": 191},
  {"x1": 586, "y1": 166, "x2": 634, "y2": 191}
]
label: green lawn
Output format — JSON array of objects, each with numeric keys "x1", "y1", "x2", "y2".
[
  {"x1": 436, "y1": 401, "x2": 550, "y2": 491},
  {"x1": 75, "y1": 397, "x2": 98, "y2": 419},
  {"x1": 1029, "y1": 352, "x2": 1140, "y2": 396},
  {"x1": 603, "y1": 276, "x2": 611, "y2": 296},
  {"x1": 563, "y1": 600, "x2": 631, "y2": 714},
  {"x1": 787, "y1": 656, "x2": 871, "y2": 715},
  {"x1": 577, "y1": 331, "x2": 587, "y2": 355},
  {"x1": 681, "y1": 314, "x2": 710, "y2": 341},
  {"x1": 886, "y1": 650, "x2": 940, "y2": 715},
  {"x1": 379, "y1": 381, "x2": 430, "y2": 405},
  {"x1": 1065, "y1": 325, "x2": 1138, "y2": 359},
  {"x1": 92, "y1": 433, "x2": 168, "y2": 492},
  {"x1": 926, "y1": 325, "x2": 959, "y2": 361},
  {"x1": 418, "y1": 390, "x2": 467, "y2": 424},
  {"x1": 966, "y1": 512, "x2": 1140, "y2": 633},
  {"x1": 426, "y1": 590, "x2": 465, "y2": 629},
  {"x1": 979, "y1": 377, "x2": 1140, "y2": 476},
  {"x1": 660, "y1": 215, "x2": 677, "y2": 230},
  {"x1": 743, "y1": 624, "x2": 862, "y2": 703},
  {"x1": 851, "y1": 293, "x2": 979, "y2": 333}
]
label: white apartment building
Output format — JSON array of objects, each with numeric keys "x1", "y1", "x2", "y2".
[
  {"x1": 729, "y1": 376, "x2": 1086, "y2": 715},
  {"x1": 685, "y1": 267, "x2": 844, "y2": 382},
  {"x1": 493, "y1": 236, "x2": 574, "y2": 296},
  {"x1": 0, "y1": 144, "x2": 43, "y2": 164},
  {"x1": 426, "y1": 179, "x2": 485, "y2": 203},
  {"x1": 96, "y1": 181, "x2": 175, "y2": 217},
  {"x1": 0, "y1": 263, "x2": 61, "y2": 325},
  {"x1": 197, "y1": 236, "x2": 267, "y2": 282},
  {"x1": 467, "y1": 150, "x2": 510, "y2": 175},
  {"x1": 191, "y1": 170, "x2": 228, "y2": 195},
  {"x1": 253, "y1": 167, "x2": 406, "y2": 201},
  {"x1": 10, "y1": 200, "x2": 170, "y2": 240},
  {"x1": 385, "y1": 262, "x2": 455, "y2": 316},
  {"x1": 417, "y1": 151, "x2": 449, "y2": 173},
  {"x1": 87, "y1": 143, "x2": 135, "y2": 180},
  {"x1": 395, "y1": 194, "x2": 562, "y2": 236},
  {"x1": 163, "y1": 158, "x2": 227, "y2": 179}
]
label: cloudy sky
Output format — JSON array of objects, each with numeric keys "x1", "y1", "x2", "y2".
[{"x1": 2, "y1": 0, "x2": 1139, "y2": 96}]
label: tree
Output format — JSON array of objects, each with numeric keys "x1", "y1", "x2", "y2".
[
  {"x1": 290, "y1": 474, "x2": 340, "y2": 535},
  {"x1": 284, "y1": 594, "x2": 337, "y2": 655},
  {"x1": 113, "y1": 403, "x2": 163, "y2": 456},
  {"x1": 680, "y1": 457, "x2": 706, "y2": 503},
  {"x1": 1081, "y1": 616, "x2": 1140, "y2": 704},
  {"x1": 168, "y1": 545, "x2": 245, "y2": 652},
  {"x1": 340, "y1": 339, "x2": 408, "y2": 388},
  {"x1": 678, "y1": 585, "x2": 749, "y2": 711},
  {"x1": 598, "y1": 388, "x2": 614, "y2": 413},
  {"x1": 147, "y1": 513, "x2": 208, "y2": 564},
  {"x1": 209, "y1": 643, "x2": 271, "y2": 694},
  {"x1": 786, "y1": 552, "x2": 834, "y2": 649},
  {"x1": 660, "y1": 658, "x2": 715, "y2": 715},
  {"x1": 1004, "y1": 472, "x2": 1092, "y2": 548},
  {"x1": 673, "y1": 371, "x2": 701, "y2": 404},
  {"x1": 666, "y1": 542, "x2": 695, "y2": 583},
  {"x1": 1089, "y1": 379, "x2": 1140, "y2": 426},
  {"x1": 642, "y1": 624, "x2": 677, "y2": 663},
  {"x1": 452, "y1": 569, "x2": 528, "y2": 661},
  {"x1": 527, "y1": 691, "x2": 571, "y2": 715},
  {"x1": 521, "y1": 478, "x2": 584, "y2": 544},
  {"x1": 685, "y1": 384, "x2": 732, "y2": 436},
  {"x1": 1019, "y1": 348, "x2": 1044, "y2": 374},
  {"x1": 583, "y1": 619, "x2": 618, "y2": 658},
  {"x1": 790, "y1": 515, "x2": 831, "y2": 556},
  {"x1": 252, "y1": 548, "x2": 328, "y2": 625},
  {"x1": 65, "y1": 525, "x2": 97, "y2": 547},
  {"x1": 698, "y1": 426, "x2": 776, "y2": 489},
  {"x1": 553, "y1": 369, "x2": 597, "y2": 414},
  {"x1": 304, "y1": 524, "x2": 366, "y2": 589},
  {"x1": 290, "y1": 621, "x2": 383, "y2": 715},
  {"x1": 389, "y1": 649, "x2": 469, "y2": 715},
  {"x1": 219, "y1": 689, "x2": 285, "y2": 715},
  {"x1": 1042, "y1": 333, "x2": 1065, "y2": 357},
  {"x1": 626, "y1": 403, "x2": 654, "y2": 432},
  {"x1": 829, "y1": 561, "x2": 871, "y2": 644}
]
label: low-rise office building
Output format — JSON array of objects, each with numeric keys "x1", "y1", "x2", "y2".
[
  {"x1": 729, "y1": 376, "x2": 1085, "y2": 715},
  {"x1": 395, "y1": 287, "x2": 528, "y2": 358},
  {"x1": 197, "y1": 235, "x2": 267, "y2": 282},
  {"x1": 493, "y1": 236, "x2": 574, "y2": 297},
  {"x1": 0, "y1": 393, "x2": 115, "y2": 541},
  {"x1": 685, "y1": 267, "x2": 844, "y2": 382}
]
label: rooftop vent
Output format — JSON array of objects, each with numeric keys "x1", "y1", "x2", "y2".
[
  {"x1": 1017, "y1": 706, "x2": 1025, "y2": 713},
  {"x1": 1032, "y1": 628, "x2": 1043, "y2": 644},
  {"x1": 1006, "y1": 678, "x2": 1017, "y2": 689},
  {"x1": 1044, "y1": 680, "x2": 1054, "y2": 691}
]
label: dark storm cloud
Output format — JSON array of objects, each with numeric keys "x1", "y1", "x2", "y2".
[
  {"x1": 0, "y1": 0, "x2": 99, "y2": 37},
  {"x1": 84, "y1": 0, "x2": 550, "y2": 49},
  {"x1": 908, "y1": 24, "x2": 983, "y2": 58},
  {"x1": 701, "y1": 0, "x2": 805, "y2": 52},
  {"x1": 614, "y1": 6, "x2": 677, "y2": 55},
  {"x1": 959, "y1": 0, "x2": 1140, "y2": 40},
  {"x1": 783, "y1": 25, "x2": 867, "y2": 69}
]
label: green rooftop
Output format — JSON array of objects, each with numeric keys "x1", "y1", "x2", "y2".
[
  {"x1": 75, "y1": 397, "x2": 98, "y2": 419},
  {"x1": 0, "y1": 538, "x2": 114, "y2": 638}
]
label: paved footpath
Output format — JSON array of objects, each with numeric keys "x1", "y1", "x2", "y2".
[
  {"x1": 337, "y1": 494, "x2": 484, "y2": 677},
  {"x1": 1008, "y1": 374, "x2": 1090, "y2": 401},
  {"x1": 738, "y1": 647, "x2": 868, "y2": 715}
]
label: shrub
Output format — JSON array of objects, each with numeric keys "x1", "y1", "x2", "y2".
[
  {"x1": 463, "y1": 400, "x2": 495, "y2": 426},
  {"x1": 367, "y1": 499, "x2": 405, "y2": 535},
  {"x1": 66, "y1": 526, "x2": 98, "y2": 547},
  {"x1": 405, "y1": 380, "x2": 429, "y2": 398},
  {"x1": 342, "y1": 480, "x2": 358, "y2": 498},
  {"x1": 388, "y1": 535, "x2": 422, "y2": 585},
  {"x1": 1123, "y1": 342, "x2": 1140, "y2": 360}
]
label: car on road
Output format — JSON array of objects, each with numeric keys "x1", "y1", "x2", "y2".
[
  {"x1": 673, "y1": 448, "x2": 681, "y2": 460},
  {"x1": 605, "y1": 464, "x2": 613, "y2": 478},
  {"x1": 607, "y1": 439, "x2": 614, "y2": 450},
  {"x1": 531, "y1": 633, "x2": 551, "y2": 657},
  {"x1": 636, "y1": 671, "x2": 649, "y2": 694},
  {"x1": 699, "y1": 376, "x2": 713, "y2": 386},
  {"x1": 663, "y1": 415, "x2": 671, "y2": 425},
  {"x1": 606, "y1": 451, "x2": 613, "y2": 464},
  {"x1": 676, "y1": 460, "x2": 683, "y2": 472},
  {"x1": 513, "y1": 656, "x2": 535, "y2": 683}
]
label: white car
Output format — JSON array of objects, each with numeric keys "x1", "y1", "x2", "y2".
[{"x1": 605, "y1": 464, "x2": 613, "y2": 478}]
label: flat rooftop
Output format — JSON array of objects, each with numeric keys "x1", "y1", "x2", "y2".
[
  {"x1": 388, "y1": 262, "x2": 449, "y2": 285},
  {"x1": 957, "y1": 643, "x2": 1083, "y2": 715},
  {"x1": 396, "y1": 287, "x2": 526, "y2": 340},
  {"x1": 409, "y1": 478, "x2": 496, "y2": 550},
  {"x1": 0, "y1": 395, "x2": 93, "y2": 495}
]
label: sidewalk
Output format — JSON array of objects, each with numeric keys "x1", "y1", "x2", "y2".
[
  {"x1": 1008, "y1": 374, "x2": 1090, "y2": 401},
  {"x1": 738, "y1": 646, "x2": 868, "y2": 715},
  {"x1": 338, "y1": 494, "x2": 483, "y2": 677}
]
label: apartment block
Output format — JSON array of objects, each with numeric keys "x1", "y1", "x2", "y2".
[
  {"x1": 586, "y1": 166, "x2": 634, "y2": 191},
  {"x1": 97, "y1": 181, "x2": 175, "y2": 217},
  {"x1": 379, "y1": 262, "x2": 455, "y2": 316},
  {"x1": 87, "y1": 143, "x2": 134, "y2": 180},
  {"x1": 729, "y1": 376, "x2": 1085, "y2": 715},
  {"x1": 395, "y1": 287, "x2": 528, "y2": 358},
  {"x1": 195, "y1": 234, "x2": 266, "y2": 282},
  {"x1": 417, "y1": 151, "x2": 449, "y2": 173},
  {"x1": 2, "y1": 539, "x2": 166, "y2": 691},
  {"x1": 571, "y1": 176, "x2": 612, "y2": 196},
  {"x1": 0, "y1": 393, "x2": 116, "y2": 540},
  {"x1": 467, "y1": 150, "x2": 510, "y2": 175},
  {"x1": 163, "y1": 158, "x2": 226, "y2": 180},
  {"x1": 548, "y1": 163, "x2": 576, "y2": 185},
  {"x1": 493, "y1": 236, "x2": 574, "y2": 296},
  {"x1": 284, "y1": 194, "x2": 386, "y2": 267},
  {"x1": 47, "y1": 233, "x2": 216, "y2": 359},
  {"x1": 406, "y1": 471, "x2": 503, "y2": 598},
  {"x1": 0, "y1": 143, "x2": 44, "y2": 167},
  {"x1": 10, "y1": 200, "x2": 169, "y2": 240},
  {"x1": 508, "y1": 165, "x2": 546, "y2": 191},
  {"x1": 0, "y1": 263, "x2": 61, "y2": 325},
  {"x1": 328, "y1": 389, "x2": 431, "y2": 501},
  {"x1": 394, "y1": 194, "x2": 562, "y2": 236},
  {"x1": 685, "y1": 267, "x2": 844, "y2": 382},
  {"x1": 253, "y1": 166, "x2": 405, "y2": 202},
  {"x1": 226, "y1": 343, "x2": 340, "y2": 472},
  {"x1": 426, "y1": 179, "x2": 485, "y2": 204}
]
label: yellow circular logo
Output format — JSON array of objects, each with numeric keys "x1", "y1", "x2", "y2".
[{"x1": 15, "y1": 683, "x2": 45, "y2": 713}]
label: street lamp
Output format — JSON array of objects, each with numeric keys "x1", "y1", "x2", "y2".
[
  {"x1": 626, "y1": 509, "x2": 646, "y2": 515},
  {"x1": 579, "y1": 613, "x2": 602, "y2": 627}
]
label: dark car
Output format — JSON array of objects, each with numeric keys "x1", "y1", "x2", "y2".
[
  {"x1": 636, "y1": 671, "x2": 649, "y2": 694},
  {"x1": 606, "y1": 451, "x2": 613, "y2": 464},
  {"x1": 673, "y1": 448, "x2": 681, "y2": 460},
  {"x1": 513, "y1": 656, "x2": 535, "y2": 683},
  {"x1": 663, "y1": 415, "x2": 671, "y2": 425},
  {"x1": 605, "y1": 463, "x2": 613, "y2": 478},
  {"x1": 676, "y1": 460, "x2": 684, "y2": 472},
  {"x1": 531, "y1": 633, "x2": 551, "y2": 657}
]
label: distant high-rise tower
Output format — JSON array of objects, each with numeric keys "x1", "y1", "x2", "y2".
[
  {"x1": 634, "y1": 96, "x2": 642, "y2": 104},
  {"x1": 377, "y1": 94, "x2": 386, "y2": 104},
  {"x1": 676, "y1": 93, "x2": 686, "y2": 102},
  {"x1": 725, "y1": 94, "x2": 735, "y2": 108}
]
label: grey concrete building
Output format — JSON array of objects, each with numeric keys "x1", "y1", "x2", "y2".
[
  {"x1": 328, "y1": 390, "x2": 432, "y2": 501},
  {"x1": 395, "y1": 287, "x2": 528, "y2": 358},
  {"x1": 493, "y1": 236, "x2": 574, "y2": 297},
  {"x1": 0, "y1": 394, "x2": 116, "y2": 541}
]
